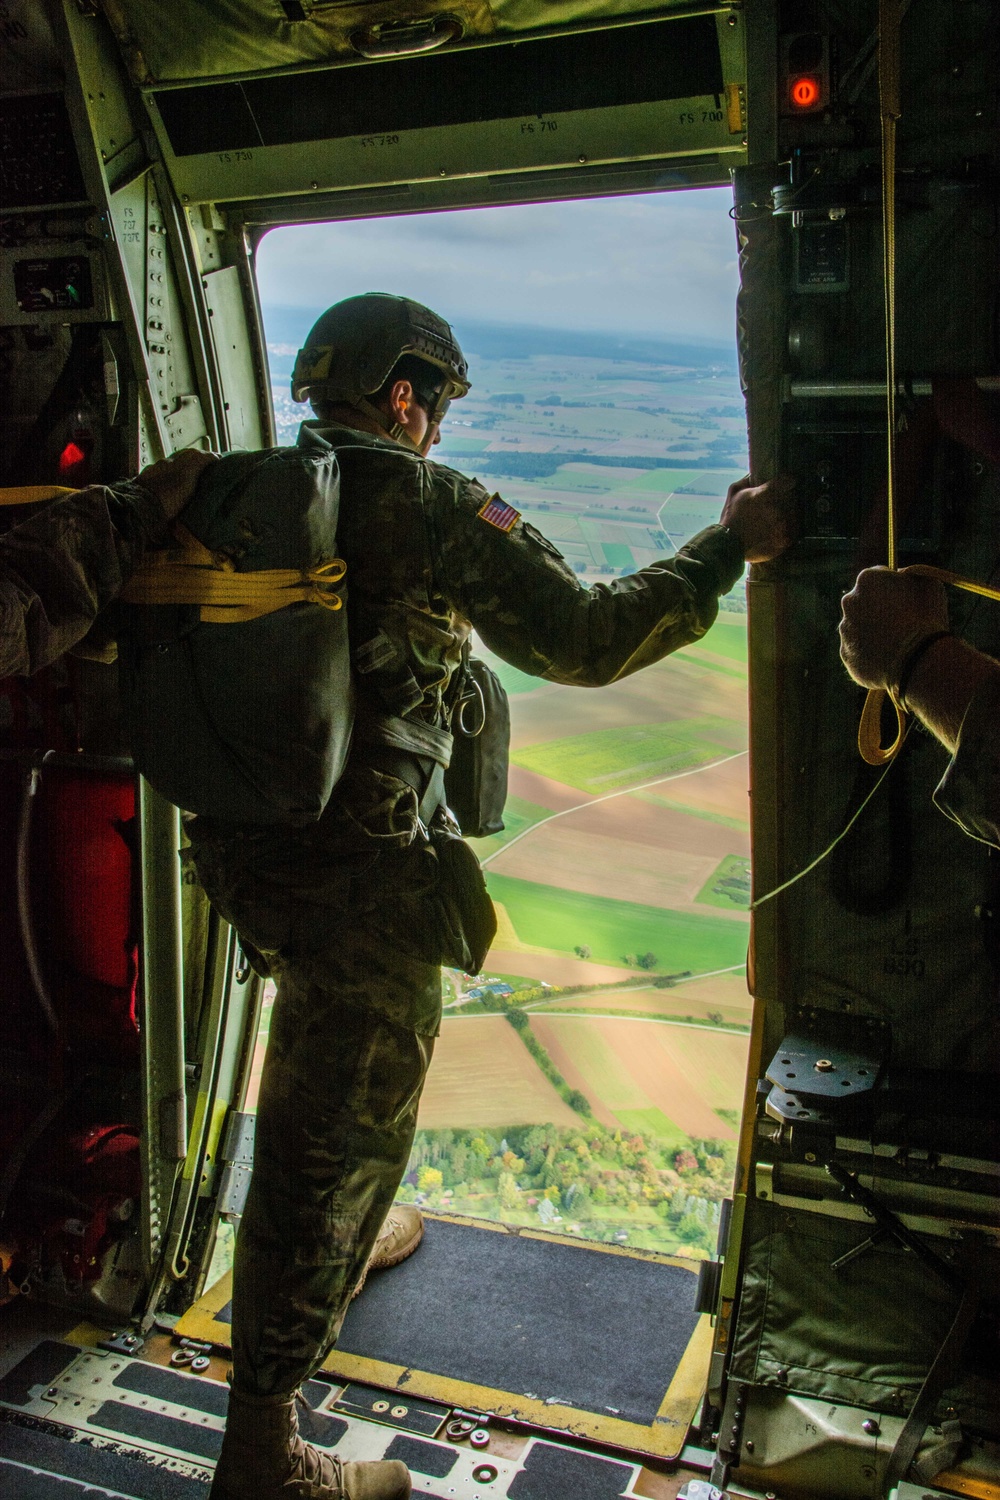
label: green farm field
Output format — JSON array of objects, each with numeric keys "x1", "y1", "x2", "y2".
[
  {"x1": 483, "y1": 873, "x2": 750, "y2": 974},
  {"x1": 510, "y1": 715, "x2": 745, "y2": 794}
]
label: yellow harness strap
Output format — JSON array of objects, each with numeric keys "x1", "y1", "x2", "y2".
[
  {"x1": 0, "y1": 486, "x2": 78, "y2": 505},
  {"x1": 0, "y1": 487, "x2": 345, "y2": 625},
  {"x1": 121, "y1": 523, "x2": 346, "y2": 624}
]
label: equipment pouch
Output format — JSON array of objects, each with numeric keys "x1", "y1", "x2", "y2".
[
  {"x1": 444, "y1": 655, "x2": 510, "y2": 838},
  {"x1": 431, "y1": 832, "x2": 497, "y2": 975}
]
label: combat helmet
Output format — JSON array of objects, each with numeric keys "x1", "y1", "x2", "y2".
[{"x1": 291, "y1": 293, "x2": 470, "y2": 448}]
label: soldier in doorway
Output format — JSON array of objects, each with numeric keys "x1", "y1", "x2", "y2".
[{"x1": 191, "y1": 294, "x2": 792, "y2": 1500}]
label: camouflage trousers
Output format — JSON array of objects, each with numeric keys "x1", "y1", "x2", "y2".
[
  {"x1": 189, "y1": 809, "x2": 495, "y2": 1397},
  {"x1": 231, "y1": 925, "x2": 439, "y2": 1398}
]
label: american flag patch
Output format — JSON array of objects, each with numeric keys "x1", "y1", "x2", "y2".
[{"x1": 477, "y1": 493, "x2": 521, "y2": 532}]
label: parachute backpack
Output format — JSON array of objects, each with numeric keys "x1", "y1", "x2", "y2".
[{"x1": 118, "y1": 428, "x2": 352, "y2": 824}]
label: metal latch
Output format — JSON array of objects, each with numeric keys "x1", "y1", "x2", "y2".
[{"x1": 215, "y1": 1111, "x2": 255, "y2": 1222}]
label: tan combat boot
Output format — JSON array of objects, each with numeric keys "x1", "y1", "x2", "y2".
[
  {"x1": 209, "y1": 1388, "x2": 411, "y2": 1499},
  {"x1": 352, "y1": 1205, "x2": 424, "y2": 1299}
]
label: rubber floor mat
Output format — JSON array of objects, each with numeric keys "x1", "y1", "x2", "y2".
[
  {"x1": 177, "y1": 1212, "x2": 711, "y2": 1459},
  {"x1": 0, "y1": 1418, "x2": 208, "y2": 1499}
]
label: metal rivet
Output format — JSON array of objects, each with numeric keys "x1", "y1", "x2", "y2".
[
  {"x1": 814, "y1": 1058, "x2": 834, "y2": 1071},
  {"x1": 746, "y1": 1438, "x2": 755, "y2": 1451},
  {"x1": 862, "y1": 1418, "x2": 880, "y2": 1436}
]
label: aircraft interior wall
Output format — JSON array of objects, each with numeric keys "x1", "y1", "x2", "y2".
[
  {"x1": 0, "y1": 1, "x2": 997, "y2": 1496},
  {"x1": 722, "y1": 1, "x2": 1000, "y2": 1493}
]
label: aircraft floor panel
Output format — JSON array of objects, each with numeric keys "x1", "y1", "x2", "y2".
[
  {"x1": 176, "y1": 1213, "x2": 711, "y2": 1460},
  {"x1": 0, "y1": 1337, "x2": 686, "y2": 1499}
]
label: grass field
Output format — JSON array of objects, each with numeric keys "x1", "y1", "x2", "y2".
[
  {"x1": 683, "y1": 616, "x2": 748, "y2": 665},
  {"x1": 471, "y1": 793, "x2": 551, "y2": 860},
  {"x1": 696, "y1": 854, "x2": 751, "y2": 910},
  {"x1": 614, "y1": 1107, "x2": 689, "y2": 1147},
  {"x1": 613, "y1": 467, "x2": 707, "y2": 494},
  {"x1": 511, "y1": 716, "x2": 744, "y2": 794},
  {"x1": 483, "y1": 873, "x2": 750, "y2": 973},
  {"x1": 601, "y1": 542, "x2": 634, "y2": 569}
]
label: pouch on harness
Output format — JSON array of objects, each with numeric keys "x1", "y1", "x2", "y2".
[{"x1": 117, "y1": 440, "x2": 352, "y2": 825}]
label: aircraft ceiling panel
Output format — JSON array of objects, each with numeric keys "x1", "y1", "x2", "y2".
[
  {"x1": 140, "y1": 16, "x2": 745, "y2": 206},
  {"x1": 98, "y1": 0, "x2": 724, "y2": 85}
]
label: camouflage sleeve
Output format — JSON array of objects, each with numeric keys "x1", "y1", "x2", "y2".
[
  {"x1": 932, "y1": 675, "x2": 1000, "y2": 848},
  {"x1": 426, "y1": 469, "x2": 745, "y2": 687},
  {"x1": 0, "y1": 480, "x2": 170, "y2": 677}
]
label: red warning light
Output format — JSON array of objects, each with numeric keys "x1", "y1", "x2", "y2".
[
  {"x1": 790, "y1": 75, "x2": 822, "y2": 109},
  {"x1": 58, "y1": 441, "x2": 87, "y2": 473}
]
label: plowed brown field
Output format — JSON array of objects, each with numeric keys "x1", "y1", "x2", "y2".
[
  {"x1": 416, "y1": 1016, "x2": 578, "y2": 1130},
  {"x1": 640, "y1": 753, "x2": 751, "y2": 825},
  {"x1": 489, "y1": 823, "x2": 723, "y2": 913},
  {"x1": 531, "y1": 1015, "x2": 747, "y2": 1140}
]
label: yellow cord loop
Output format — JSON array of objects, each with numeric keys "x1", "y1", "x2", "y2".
[
  {"x1": 121, "y1": 523, "x2": 347, "y2": 623},
  {"x1": 859, "y1": 0, "x2": 904, "y2": 766},
  {"x1": 858, "y1": 566, "x2": 1000, "y2": 765}
]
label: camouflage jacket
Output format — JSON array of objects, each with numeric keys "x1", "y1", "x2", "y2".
[
  {"x1": 934, "y1": 674, "x2": 1000, "y2": 848},
  {"x1": 285, "y1": 418, "x2": 745, "y2": 844},
  {"x1": 312, "y1": 417, "x2": 743, "y2": 720},
  {"x1": 0, "y1": 481, "x2": 169, "y2": 678}
]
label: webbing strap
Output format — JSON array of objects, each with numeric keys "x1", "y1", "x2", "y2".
[
  {"x1": 0, "y1": 485, "x2": 77, "y2": 505},
  {"x1": 356, "y1": 706, "x2": 453, "y2": 767},
  {"x1": 121, "y1": 523, "x2": 346, "y2": 623}
]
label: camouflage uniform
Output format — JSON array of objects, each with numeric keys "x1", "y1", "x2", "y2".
[
  {"x1": 189, "y1": 419, "x2": 745, "y2": 1397},
  {"x1": 0, "y1": 482, "x2": 169, "y2": 677},
  {"x1": 932, "y1": 675, "x2": 1000, "y2": 848}
]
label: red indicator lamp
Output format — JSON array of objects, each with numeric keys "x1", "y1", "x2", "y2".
[
  {"x1": 790, "y1": 75, "x2": 822, "y2": 109},
  {"x1": 58, "y1": 441, "x2": 87, "y2": 473}
]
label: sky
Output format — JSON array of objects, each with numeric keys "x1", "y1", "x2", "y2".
[{"x1": 255, "y1": 186, "x2": 741, "y2": 346}]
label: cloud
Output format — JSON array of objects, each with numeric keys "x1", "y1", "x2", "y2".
[{"x1": 255, "y1": 187, "x2": 740, "y2": 343}]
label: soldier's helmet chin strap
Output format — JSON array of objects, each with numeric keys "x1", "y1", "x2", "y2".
[
  {"x1": 356, "y1": 383, "x2": 456, "y2": 457},
  {"x1": 355, "y1": 395, "x2": 423, "y2": 452}
]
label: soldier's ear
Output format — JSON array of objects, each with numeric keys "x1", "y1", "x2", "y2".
[{"x1": 389, "y1": 378, "x2": 414, "y2": 421}]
